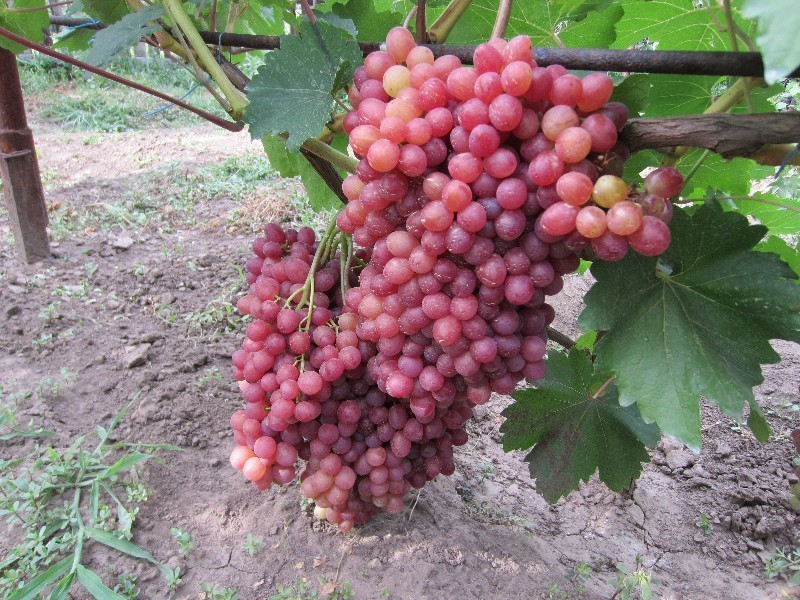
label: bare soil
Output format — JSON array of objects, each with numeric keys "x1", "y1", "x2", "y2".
[{"x1": 1, "y1": 120, "x2": 798, "y2": 600}]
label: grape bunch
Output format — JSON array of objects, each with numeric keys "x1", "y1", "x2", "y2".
[
  {"x1": 336, "y1": 29, "x2": 682, "y2": 401},
  {"x1": 229, "y1": 29, "x2": 684, "y2": 530},
  {"x1": 229, "y1": 223, "x2": 473, "y2": 531}
]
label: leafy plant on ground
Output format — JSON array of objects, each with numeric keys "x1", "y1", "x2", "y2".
[
  {"x1": 0, "y1": 397, "x2": 179, "y2": 599},
  {"x1": 200, "y1": 583, "x2": 240, "y2": 600},
  {"x1": 170, "y1": 527, "x2": 196, "y2": 556},
  {"x1": 610, "y1": 556, "x2": 655, "y2": 600},
  {"x1": 765, "y1": 547, "x2": 800, "y2": 586}
]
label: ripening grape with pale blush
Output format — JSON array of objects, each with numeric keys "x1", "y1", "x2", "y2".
[{"x1": 230, "y1": 26, "x2": 683, "y2": 531}]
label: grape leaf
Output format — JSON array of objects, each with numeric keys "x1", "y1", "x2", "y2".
[
  {"x1": 613, "y1": 0, "x2": 731, "y2": 52},
  {"x1": 647, "y1": 74, "x2": 718, "y2": 116},
  {"x1": 445, "y1": 0, "x2": 616, "y2": 47},
  {"x1": 85, "y1": 6, "x2": 164, "y2": 67},
  {"x1": 610, "y1": 74, "x2": 651, "y2": 117},
  {"x1": 757, "y1": 236, "x2": 800, "y2": 277},
  {"x1": 0, "y1": 0, "x2": 49, "y2": 55},
  {"x1": 245, "y1": 20, "x2": 362, "y2": 152},
  {"x1": 560, "y1": 3, "x2": 624, "y2": 49},
  {"x1": 724, "y1": 195, "x2": 800, "y2": 235},
  {"x1": 81, "y1": 0, "x2": 129, "y2": 24},
  {"x1": 501, "y1": 349, "x2": 660, "y2": 503},
  {"x1": 53, "y1": 27, "x2": 95, "y2": 52},
  {"x1": 742, "y1": 0, "x2": 800, "y2": 84},
  {"x1": 328, "y1": 0, "x2": 400, "y2": 41},
  {"x1": 260, "y1": 133, "x2": 348, "y2": 212},
  {"x1": 580, "y1": 203, "x2": 800, "y2": 450},
  {"x1": 678, "y1": 149, "x2": 772, "y2": 197}
]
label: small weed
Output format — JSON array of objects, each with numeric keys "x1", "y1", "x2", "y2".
[
  {"x1": 0, "y1": 397, "x2": 179, "y2": 598},
  {"x1": 571, "y1": 560, "x2": 592, "y2": 593},
  {"x1": 114, "y1": 572, "x2": 140, "y2": 599},
  {"x1": 547, "y1": 584, "x2": 568, "y2": 599},
  {"x1": 200, "y1": 583, "x2": 240, "y2": 600},
  {"x1": 319, "y1": 577, "x2": 352, "y2": 600},
  {"x1": 0, "y1": 384, "x2": 53, "y2": 441},
  {"x1": 183, "y1": 278, "x2": 247, "y2": 338},
  {"x1": 171, "y1": 527, "x2": 196, "y2": 556},
  {"x1": 271, "y1": 579, "x2": 318, "y2": 600},
  {"x1": 85, "y1": 261, "x2": 99, "y2": 280},
  {"x1": 165, "y1": 566, "x2": 183, "y2": 590},
  {"x1": 610, "y1": 555, "x2": 655, "y2": 599},
  {"x1": 242, "y1": 533, "x2": 263, "y2": 557},
  {"x1": 380, "y1": 589, "x2": 392, "y2": 598},
  {"x1": 765, "y1": 547, "x2": 800, "y2": 586},
  {"x1": 359, "y1": 567, "x2": 369, "y2": 577},
  {"x1": 32, "y1": 331, "x2": 55, "y2": 350},
  {"x1": 39, "y1": 302, "x2": 61, "y2": 324},
  {"x1": 196, "y1": 367, "x2": 224, "y2": 389},
  {"x1": 133, "y1": 261, "x2": 146, "y2": 277},
  {"x1": 34, "y1": 367, "x2": 77, "y2": 401},
  {"x1": 695, "y1": 513, "x2": 711, "y2": 535}
]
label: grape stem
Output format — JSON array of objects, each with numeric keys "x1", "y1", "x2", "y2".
[
  {"x1": 415, "y1": 0, "x2": 427, "y2": 43},
  {"x1": 592, "y1": 376, "x2": 616, "y2": 400},
  {"x1": 546, "y1": 327, "x2": 576, "y2": 350},
  {"x1": 301, "y1": 138, "x2": 358, "y2": 174},
  {"x1": 427, "y1": 0, "x2": 473, "y2": 43},
  {"x1": 491, "y1": 0, "x2": 513, "y2": 39},
  {"x1": 162, "y1": 0, "x2": 248, "y2": 119},
  {"x1": 299, "y1": 0, "x2": 317, "y2": 24}
]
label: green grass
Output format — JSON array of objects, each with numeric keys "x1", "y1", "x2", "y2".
[
  {"x1": 19, "y1": 51, "x2": 228, "y2": 132},
  {"x1": 46, "y1": 154, "x2": 277, "y2": 239},
  {"x1": 0, "y1": 397, "x2": 180, "y2": 599}
]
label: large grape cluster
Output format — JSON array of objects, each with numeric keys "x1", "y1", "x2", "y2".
[
  {"x1": 229, "y1": 28, "x2": 683, "y2": 530},
  {"x1": 230, "y1": 224, "x2": 471, "y2": 530}
]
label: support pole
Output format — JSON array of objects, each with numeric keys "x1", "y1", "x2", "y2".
[{"x1": 0, "y1": 49, "x2": 50, "y2": 263}]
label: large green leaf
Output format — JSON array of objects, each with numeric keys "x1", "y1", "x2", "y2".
[
  {"x1": 679, "y1": 149, "x2": 772, "y2": 197},
  {"x1": 580, "y1": 203, "x2": 800, "y2": 450},
  {"x1": 0, "y1": 0, "x2": 49, "y2": 54},
  {"x1": 724, "y1": 195, "x2": 800, "y2": 235},
  {"x1": 85, "y1": 6, "x2": 163, "y2": 67},
  {"x1": 647, "y1": 74, "x2": 718, "y2": 116},
  {"x1": 501, "y1": 349, "x2": 660, "y2": 503},
  {"x1": 757, "y1": 236, "x2": 800, "y2": 277},
  {"x1": 742, "y1": 0, "x2": 800, "y2": 84},
  {"x1": 81, "y1": 0, "x2": 130, "y2": 24},
  {"x1": 445, "y1": 0, "x2": 616, "y2": 47},
  {"x1": 328, "y1": 0, "x2": 400, "y2": 41},
  {"x1": 261, "y1": 134, "x2": 349, "y2": 212},
  {"x1": 245, "y1": 20, "x2": 362, "y2": 152},
  {"x1": 559, "y1": 2, "x2": 625, "y2": 49},
  {"x1": 613, "y1": 0, "x2": 732, "y2": 52},
  {"x1": 610, "y1": 74, "x2": 651, "y2": 117}
]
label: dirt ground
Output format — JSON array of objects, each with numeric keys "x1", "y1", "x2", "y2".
[{"x1": 1, "y1": 117, "x2": 799, "y2": 600}]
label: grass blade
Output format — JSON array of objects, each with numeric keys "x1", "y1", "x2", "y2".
[
  {"x1": 7, "y1": 556, "x2": 72, "y2": 600},
  {"x1": 94, "y1": 393, "x2": 140, "y2": 452},
  {"x1": 84, "y1": 527, "x2": 171, "y2": 578},
  {"x1": 47, "y1": 572, "x2": 76, "y2": 600},
  {"x1": 97, "y1": 452, "x2": 152, "y2": 480},
  {"x1": 76, "y1": 565, "x2": 128, "y2": 600},
  {"x1": 0, "y1": 429, "x2": 56, "y2": 440}
]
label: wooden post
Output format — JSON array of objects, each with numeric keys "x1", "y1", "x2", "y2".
[{"x1": 0, "y1": 48, "x2": 50, "y2": 263}]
